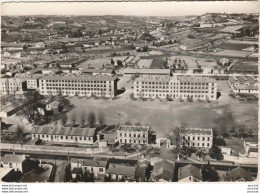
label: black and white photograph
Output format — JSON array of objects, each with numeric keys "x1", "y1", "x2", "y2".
[{"x1": 0, "y1": 1, "x2": 259, "y2": 186}]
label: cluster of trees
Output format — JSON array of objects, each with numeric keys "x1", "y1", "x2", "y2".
[
  {"x1": 12, "y1": 91, "x2": 73, "y2": 125},
  {"x1": 152, "y1": 40, "x2": 175, "y2": 47},
  {"x1": 61, "y1": 110, "x2": 105, "y2": 128}
]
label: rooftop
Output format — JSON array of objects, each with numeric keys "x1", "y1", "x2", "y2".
[
  {"x1": 150, "y1": 159, "x2": 175, "y2": 182},
  {"x1": 124, "y1": 68, "x2": 171, "y2": 75},
  {"x1": 177, "y1": 75, "x2": 217, "y2": 83},
  {"x1": 40, "y1": 73, "x2": 118, "y2": 81},
  {"x1": 118, "y1": 125, "x2": 150, "y2": 132},
  {"x1": 135, "y1": 75, "x2": 172, "y2": 82},
  {"x1": 106, "y1": 165, "x2": 136, "y2": 177},
  {"x1": 70, "y1": 158, "x2": 108, "y2": 168},
  {"x1": 32, "y1": 126, "x2": 96, "y2": 137},
  {"x1": 1, "y1": 154, "x2": 27, "y2": 163},
  {"x1": 80, "y1": 68, "x2": 115, "y2": 74},
  {"x1": 181, "y1": 128, "x2": 213, "y2": 135},
  {"x1": 178, "y1": 164, "x2": 202, "y2": 181},
  {"x1": 226, "y1": 167, "x2": 252, "y2": 181}
]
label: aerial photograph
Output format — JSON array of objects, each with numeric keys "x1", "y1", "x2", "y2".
[{"x1": 0, "y1": 2, "x2": 259, "y2": 183}]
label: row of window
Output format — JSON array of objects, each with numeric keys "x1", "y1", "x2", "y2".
[
  {"x1": 183, "y1": 136, "x2": 211, "y2": 141},
  {"x1": 34, "y1": 134, "x2": 93, "y2": 141},
  {"x1": 184, "y1": 141, "x2": 211, "y2": 147},
  {"x1": 44, "y1": 80, "x2": 112, "y2": 83},
  {"x1": 137, "y1": 82, "x2": 212, "y2": 86},
  {"x1": 119, "y1": 133, "x2": 146, "y2": 138},
  {"x1": 120, "y1": 139, "x2": 147, "y2": 144}
]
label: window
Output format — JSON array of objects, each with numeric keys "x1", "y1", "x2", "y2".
[{"x1": 99, "y1": 168, "x2": 104, "y2": 172}]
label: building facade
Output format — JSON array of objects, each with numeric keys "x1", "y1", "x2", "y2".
[
  {"x1": 1, "y1": 78, "x2": 24, "y2": 95},
  {"x1": 180, "y1": 128, "x2": 213, "y2": 148},
  {"x1": 39, "y1": 74, "x2": 118, "y2": 97},
  {"x1": 117, "y1": 125, "x2": 150, "y2": 145},
  {"x1": 228, "y1": 76, "x2": 258, "y2": 94},
  {"x1": 134, "y1": 75, "x2": 217, "y2": 101}
]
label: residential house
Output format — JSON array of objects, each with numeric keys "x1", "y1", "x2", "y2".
[
  {"x1": 150, "y1": 160, "x2": 175, "y2": 182},
  {"x1": 178, "y1": 164, "x2": 202, "y2": 182},
  {"x1": 70, "y1": 158, "x2": 108, "y2": 178}
]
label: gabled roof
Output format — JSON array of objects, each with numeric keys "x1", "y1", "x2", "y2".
[
  {"x1": 118, "y1": 125, "x2": 150, "y2": 132},
  {"x1": 178, "y1": 164, "x2": 202, "y2": 181},
  {"x1": 81, "y1": 69, "x2": 115, "y2": 74},
  {"x1": 150, "y1": 160, "x2": 175, "y2": 182},
  {"x1": 70, "y1": 158, "x2": 108, "y2": 168}
]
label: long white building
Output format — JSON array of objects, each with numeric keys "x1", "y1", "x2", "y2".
[
  {"x1": 1, "y1": 78, "x2": 25, "y2": 95},
  {"x1": 39, "y1": 74, "x2": 118, "y2": 97},
  {"x1": 134, "y1": 75, "x2": 217, "y2": 101}
]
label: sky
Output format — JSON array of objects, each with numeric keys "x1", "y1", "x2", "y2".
[{"x1": 1, "y1": 1, "x2": 259, "y2": 16}]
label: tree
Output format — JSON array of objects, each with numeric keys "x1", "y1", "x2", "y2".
[
  {"x1": 88, "y1": 111, "x2": 96, "y2": 128},
  {"x1": 64, "y1": 164, "x2": 72, "y2": 182},
  {"x1": 80, "y1": 110, "x2": 87, "y2": 126},
  {"x1": 213, "y1": 137, "x2": 227, "y2": 146},
  {"x1": 202, "y1": 166, "x2": 219, "y2": 182},
  {"x1": 97, "y1": 111, "x2": 105, "y2": 125},
  {"x1": 15, "y1": 91, "x2": 43, "y2": 123},
  {"x1": 209, "y1": 146, "x2": 223, "y2": 160},
  {"x1": 16, "y1": 125, "x2": 24, "y2": 144},
  {"x1": 124, "y1": 121, "x2": 132, "y2": 125},
  {"x1": 60, "y1": 113, "x2": 68, "y2": 126}
]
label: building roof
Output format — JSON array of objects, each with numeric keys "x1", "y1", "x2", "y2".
[
  {"x1": 150, "y1": 160, "x2": 175, "y2": 182},
  {"x1": 124, "y1": 68, "x2": 171, "y2": 75},
  {"x1": 135, "y1": 75, "x2": 172, "y2": 83},
  {"x1": 80, "y1": 69, "x2": 115, "y2": 74},
  {"x1": 1, "y1": 154, "x2": 27, "y2": 163},
  {"x1": 219, "y1": 25, "x2": 244, "y2": 33},
  {"x1": 31, "y1": 126, "x2": 96, "y2": 137},
  {"x1": 118, "y1": 125, "x2": 150, "y2": 132},
  {"x1": 178, "y1": 164, "x2": 202, "y2": 181},
  {"x1": 40, "y1": 73, "x2": 118, "y2": 81},
  {"x1": 233, "y1": 85, "x2": 258, "y2": 90},
  {"x1": 177, "y1": 75, "x2": 217, "y2": 83},
  {"x1": 106, "y1": 165, "x2": 136, "y2": 177},
  {"x1": 26, "y1": 68, "x2": 42, "y2": 75},
  {"x1": 70, "y1": 158, "x2": 108, "y2": 168},
  {"x1": 226, "y1": 167, "x2": 252, "y2": 181},
  {"x1": 181, "y1": 128, "x2": 213, "y2": 135},
  {"x1": 108, "y1": 158, "x2": 138, "y2": 167}
]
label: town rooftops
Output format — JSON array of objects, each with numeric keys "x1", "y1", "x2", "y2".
[
  {"x1": 180, "y1": 128, "x2": 213, "y2": 136},
  {"x1": 178, "y1": 164, "x2": 202, "y2": 181},
  {"x1": 26, "y1": 68, "x2": 42, "y2": 75},
  {"x1": 124, "y1": 68, "x2": 171, "y2": 75},
  {"x1": 1, "y1": 154, "x2": 27, "y2": 164},
  {"x1": 31, "y1": 126, "x2": 96, "y2": 137},
  {"x1": 108, "y1": 158, "x2": 138, "y2": 167},
  {"x1": 0, "y1": 168, "x2": 14, "y2": 180},
  {"x1": 14, "y1": 73, "x2": 43, "y2": 80},
  {"x1": 106, "y1": 165, "x2": 136, "y2": 177},
  {"x1": 177, "y1": 75, "x2": 217, "y2": 83},
  {"x1": 80, "y1": 68, "x2": 115, "y2": 74},
  {"x1": 118, "y1": 125, "x2": 150, "y2": 132},
  {"x1": 150, "y1": 159, "x2": 175, "y2": 182},
  {"x1": 229, "y1": 76, "x2": 258, "y2": 86},
  {"x1": 40, "y1": 73, "x2": 118, "y2": 81}
]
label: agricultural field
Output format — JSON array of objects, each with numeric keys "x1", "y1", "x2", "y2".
[
  {"x1": 229, "y1": 60, "x2": 258, "y2": 74},
  {"x1": 217, "y1": 43, "x2": 256, "y2": 51},
  {"x1": 137, "y1": 59, "x2": 153, "y2": 68}
]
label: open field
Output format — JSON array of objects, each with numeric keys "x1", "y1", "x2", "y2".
[
  {"x1": 61, "y1": 81, "x2": 258, "y2": 139},
  {"x1": 213, "y1": 50, "x2": 251, "y2": 58}
]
